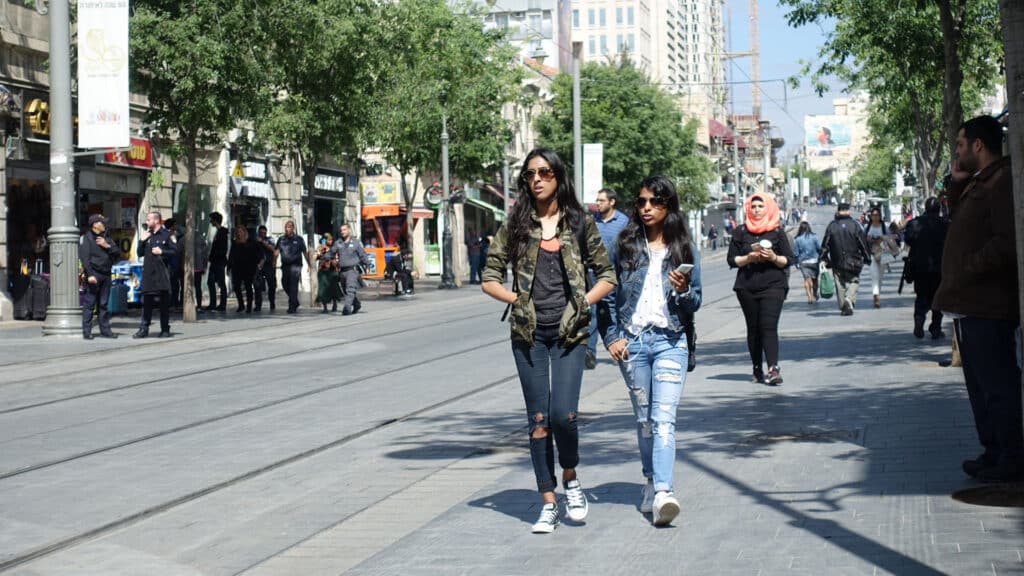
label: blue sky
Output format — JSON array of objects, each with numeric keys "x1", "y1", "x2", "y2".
[{"x1": 724, "y1": 1, "x2": 847, "y2": 158}]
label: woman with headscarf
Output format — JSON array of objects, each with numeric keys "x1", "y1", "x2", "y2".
[
  {"x1": 315, "y1": 233, "x2": 343, "y2": 313},
  {"x1": 727, "y1": 194, "x2": 795, "y2": 385}
]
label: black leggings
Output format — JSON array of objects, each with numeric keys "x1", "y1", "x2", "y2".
[{"x1": 735, "y1": 289, "x2": 785, "y2": 368}]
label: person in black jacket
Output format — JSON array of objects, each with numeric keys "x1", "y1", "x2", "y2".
[
  {"x1": 79, "y1": 214, "x2": 122, "y2": 339},
  {"x1": 727, "y1": 193, "x2": 795, "y2": 385},
  {"x1": 903, "y1": 197, "x2": 948, "y2": 339},
  {"x1": 134, "y1": 211, "x2": 177, "y2": 338},
  {"x1": 205, "y1": 211, "x2": 228, "y2": 312},
  {"x1": 821, "y1": 203, "x2": 872, "y2": 316},
  {"x1": 384, "y1": 248, "x2": 415, "y2": 296},
  {"x1": 228, "y1": 225, "x2": 262, "y2": 313}
]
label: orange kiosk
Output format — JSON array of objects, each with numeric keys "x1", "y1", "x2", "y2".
[{"x1": 360, "y1": 179, "x2": 434, "y2": 278}]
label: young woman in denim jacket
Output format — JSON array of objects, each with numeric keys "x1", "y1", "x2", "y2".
[
  {"x1": 482, "y1": 148, "x2": 616, "y2": 533},
  {"x1": 598, "y1": 175, "x2": 702, "y2": 526}
]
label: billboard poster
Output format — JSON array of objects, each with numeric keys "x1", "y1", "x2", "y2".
[
  {"x1": 77, "y1": 0, "x2": 130, "y2": 148},
  {"x1": 804, "y1": 116, "x2": 853, "y2": 157},
  {"x1": 582, "y1": 143, "x2": 603, "y2": 204},
  {"x1": 360, "y1": 180, "x2": 400, "y2": 205}
]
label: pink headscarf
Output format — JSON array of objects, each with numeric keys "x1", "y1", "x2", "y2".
[{"x1": 744, "y1": 193, "x2": 780, "y2": 235}]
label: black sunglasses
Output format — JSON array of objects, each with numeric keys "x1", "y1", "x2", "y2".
[
  {"x1": 635, "y1": 196, "x2": 667, "y2": 208},
  {"x1": 520, "y1": 167, "x2": 556, "y2": 182}
]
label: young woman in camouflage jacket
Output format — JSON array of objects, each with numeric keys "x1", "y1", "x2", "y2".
[{"x1": 482, "y1": 148, "x2": 616, "y2": 533}]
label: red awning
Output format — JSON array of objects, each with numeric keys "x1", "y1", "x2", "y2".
[{"x1": 709, "y1": 118, "x2": 748, "y2": 149}]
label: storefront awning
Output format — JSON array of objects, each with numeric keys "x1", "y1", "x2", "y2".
[
  {"x1": 709, "y1": 118, "x2": 748, "y2": 149},
  {"x1": 402, "y1": 206, "x2": 434, "y2": 219},
  {"x1": 464, "y1": 196, "x2": 506, "y2": 222}
]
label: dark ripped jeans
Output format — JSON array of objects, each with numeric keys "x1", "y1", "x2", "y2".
[{"x1": 512, "y1": 323, "x2": 585, "y2": 493}]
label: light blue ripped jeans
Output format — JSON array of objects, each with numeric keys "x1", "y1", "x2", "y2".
[{"x1": 617, "y1": 327, "x2": 688, "y2": 493}]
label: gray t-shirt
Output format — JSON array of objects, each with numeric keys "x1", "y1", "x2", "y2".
[{"x1": 533, "y1": 245, "x2": 569, "y2": 327}]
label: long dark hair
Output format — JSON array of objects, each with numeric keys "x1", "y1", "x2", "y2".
[
  {"x1": 504, "y1": 148, "x2": 585, "y2": 267},
  {"x1": 797, "y1": 221, "x2": 813, "y2": 237},
  {"x1": 616, "y1": 175, "x2": 693, "y2": 270}
]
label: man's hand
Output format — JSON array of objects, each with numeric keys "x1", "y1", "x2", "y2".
[
  {"x1": 140, "y1": 230, "x2": 151, "y2": 242},
  {"x1": 151, "y1": 246, "x2": 162, "y2": 255},
  {"x1": 95, "y1": 237, "x2": 110, "y2": 249},
  {"x1": 87, "y1": 275, "x2": 97, "y2": 285}
]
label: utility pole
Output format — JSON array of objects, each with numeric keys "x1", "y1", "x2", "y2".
[
  {"x1": 42, "y1": 0, "x2": 79, "y2": 336},
  {"x1": 760, "y1": 120, "x2": 771, "y2": 196},
  {"x1": 572, "y1": 41, "x2": 583, "y2": 201},
  {"x1": 732, "y1": 136, "x2": 744, "y2": 224},
  {"x1": 440, "y1": 110, "x2": 456, "y2": 289}
]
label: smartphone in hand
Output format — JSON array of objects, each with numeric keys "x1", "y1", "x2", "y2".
[{"x1": 674, "y1": 263, "x2": 694, "y2": 275}]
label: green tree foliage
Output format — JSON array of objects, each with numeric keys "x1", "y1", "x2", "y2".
[
  {"x1": 367, "y1": 0, "x2": 522, "y2": 215},
  {"x1": 848, "y1": 145, "x2": 900, "y2": 197},
  {"x1": 253, "y1": 0, "x2": 380, "y2": 252},
  {"x1": 781, "y1": 0, "x2": 1002, "y2": 197},
  {"x1": 534, "y1": 59, "x2": 713, "y2": 209},
  {"x1": 131, "y1": 0, "x2": 266, "y2": 322}
]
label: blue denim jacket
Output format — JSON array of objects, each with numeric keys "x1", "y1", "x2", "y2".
[
  {"x1": 793, "y1": 233, "x2": 820, "y2": 263},
  {"x1": 597, "y1": 242, "x2": 703, "y2": 346}
]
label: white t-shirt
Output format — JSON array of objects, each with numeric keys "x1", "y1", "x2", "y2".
[{"x1": 628, "y1": 247, "x2": 671, "y2": 334}]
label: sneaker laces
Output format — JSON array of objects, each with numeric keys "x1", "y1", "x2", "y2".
[
  {"x1": 565, "y1": 482, "x2": 586, "y2": 510},
  {"x1": 537, "y1": 503, "x2": 558, "y2": 524}
]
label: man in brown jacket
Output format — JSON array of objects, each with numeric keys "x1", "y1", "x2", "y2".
[{"x1": 933, "y1": 115, "x2": 1021, "y2": 483}]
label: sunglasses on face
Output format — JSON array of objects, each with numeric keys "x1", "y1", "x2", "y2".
[
  {"x1": 635, "y1": 196, "x2": 667, "y2": 208},
  {"x1": 520, "y1": 167, "x2": 556, "y2": 182}
]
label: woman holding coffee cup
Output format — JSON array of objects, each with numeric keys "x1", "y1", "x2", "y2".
[{"x1": 727, "y1": 194, "x2": 795, "y2": 385}]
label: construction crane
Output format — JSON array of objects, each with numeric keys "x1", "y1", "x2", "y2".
[{"x1": 723, "y1": 0, "x2": 760, "y2": 119}]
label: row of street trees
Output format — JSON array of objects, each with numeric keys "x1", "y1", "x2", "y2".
[
  {"x1": 535, "y1": 58, "x2": 714, "y2": 209},
  {"x1": 129, "y1": 0, "x2": 521, "y2": 321}
]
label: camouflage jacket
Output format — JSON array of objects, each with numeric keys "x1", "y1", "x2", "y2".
[{"x1": 482, "y1": 212, "x2": 616, "y2": 346}]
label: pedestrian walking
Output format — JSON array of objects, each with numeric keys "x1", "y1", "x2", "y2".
[
  {"x1": 467, "y1": 231, "x2": 483, "y2": 284},
  {"x1": 133, "y1": 211, "x2": 176, "y2": 338},
  {"x1": 79, "y1": 214, "x2": 122, "y2": 339},
  {"x1": 707, "y1": 224, "x2": 719, "y2": 250},
  {"x1": 164, "y1": 218, "x2": 183, "y2": 307},
  {"x1": 903, "y1": 197, "x2": 947, "y2": 339},
  {"x1": 586, "y1": 187, "x2": 629, "y2": 370},
  {"x1": 933, "y1": 115, "x2": 1021, "y2": 483},
  {"x1": 793, "y1": 221, "x2": 821, "y2": 304},
  {"x1": 864, "y1": 206, "x2": 890, "y2": 308},
  {"x1": 205, "y1": 212, "x2": 228, "y2": 312},
  {"x1": 254, "y1": 225, "x2": 277, "y2": 312},
  {"x1": 727, "y1": 193, "x2": 794, "y2": 385},
  {"x1": 330, "y1": 223, "x2": 372, "y2": 315},
  {"x1": 193, "y1": 232, "x2": 208, "y2": 312},
  {"x1": 821, "y1": 203, "x2": 871, "y2": 316},
  {"x1": 481, "y1": 148, "x2": 615, "y2": 533},
  {"x1": 315, "y1": 234, "x2": 342, "y2": 313},
  {"x1": 275, "y1": 220, "x2": 311, "y2": 314},
  {"x1": 599, "y1": 175, "x2": 701, "y2": 526},
  {"x1": 227, "y1": 225, "x2": 261, "y2": 313}
]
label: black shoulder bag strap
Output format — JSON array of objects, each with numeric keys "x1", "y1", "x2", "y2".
[
  {"x1": 577, "y1": 217, "x2": 592, "y2": 289},
  {"x1": 500, "y1": 266, "x2": 519, "y2": 322}
]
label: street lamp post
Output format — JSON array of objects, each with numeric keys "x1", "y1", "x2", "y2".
[
  {"x1": 42, "y1": 0, "x2": 80, "y2": 335},
  {"x1": 759, "y1": 120, "x2": 771, "y2": 196},
  {"x1": 572, "y1": 41, "x2": 583, "y2": 202},
  {"x1": 439, "y1": 110, "x2": 456, "y2": 289}
]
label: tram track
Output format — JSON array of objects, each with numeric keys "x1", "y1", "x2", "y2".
[
  {"x1": 0, "y1": 369, "x2": 521, "y2": 573},
  {"x1": 0, "y1": 308, "x2": 494, "y2": 414}
]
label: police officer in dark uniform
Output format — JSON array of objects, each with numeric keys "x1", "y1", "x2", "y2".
[
  {"x1": 206, "y1": 211, "x2": 229, "y2": 312},
  {"x1": 134, "y1": 211, "x2": 177, "y2": 338},
  {"x1": 79, "y1": 214, "x2": 122, "y2": 339},
  {"x1": 275, "y1": 220, "x2": 311, "y2": 314},
  {"x1": 330, "y1": 223, "x2": 372, "y2": 315}
]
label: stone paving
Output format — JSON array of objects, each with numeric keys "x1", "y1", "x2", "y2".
[{"x1": 2, "y1": 210, "x2": 1022, "y2": 575}]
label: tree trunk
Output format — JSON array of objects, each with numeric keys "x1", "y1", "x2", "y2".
[
  {"x1": 182, "y1": 135, "x2": 198, "y2": 323},
  {"x1": 938, "y1": 0, "x2": 965, "y2": 154},
  {"x1": 999, "y1": 0, "x2": 1024, "y2": 364}
]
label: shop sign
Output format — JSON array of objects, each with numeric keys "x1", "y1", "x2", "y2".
[
  {"x1": 101, "y1": 138, "x2": 153, "y2": 169},
  {"x1": 312, "y1": 169, "x2": 347, "y2": 200},
  {"x1": 243, "y1": 160, "x2": 267, "y2": 182},
  {"x1": 360, "y1": 179, "x2": 400, "y2": 205}
]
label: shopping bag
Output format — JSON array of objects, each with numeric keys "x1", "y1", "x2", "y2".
[{"x1": 819, "y1": 264, "x2": 835, "y2": 299}]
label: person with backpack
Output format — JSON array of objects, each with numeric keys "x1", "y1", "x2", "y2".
[
  {"x1": 821, "y1": 202, "x2": 872, "y2": 316},
  {"x1": 598, "y1": 175, "x2": 702, "y2": 526},
  {"x1": 481, "y1": 148, "x2": 616, "y2": 534},
  {"x1": 793, "y1": 221, "x2": 821, "y2": 304}
]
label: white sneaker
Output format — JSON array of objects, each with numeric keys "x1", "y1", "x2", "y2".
[
  {"x1": 652, "y1": 491, "x2": 680, "y2": 526},
  {"x1": 532, "y1": 502, "x2": 560, "y2": 533},
  {"x1": 640, "y1": 481, "x2": 655, "y2": 514},
  {"x1": 564, "y1": 479, "x2": 589, "y2": 521}
]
